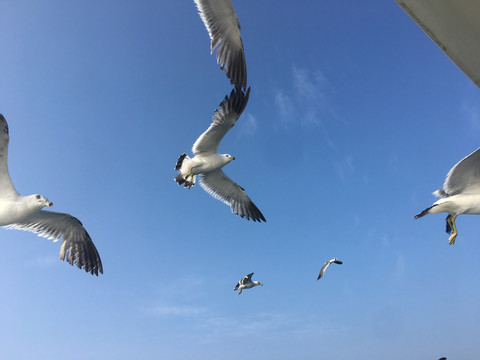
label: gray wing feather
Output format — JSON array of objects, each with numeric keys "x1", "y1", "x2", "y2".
[
  {"x1": 437, "y1": 147, "x2": 480, "y2": 197},
  {"x1": 199, "y1": 169, "x2": 265, "y2": 222},
  {"x1": 236, "y1": 272, "x2": 253, "y2": 287},
  {"x1": 0, "y1": 114, "x2": 19, "y2": 198},
  {"x1": 5, "y1": 210, "x2": 103, "y2": 275},
  {"x1": 192, "y1": 87, "x2": 250, "y2": 156},
  {"x1": 194, "y1": 0, "x2": 247, "y2": 89}
]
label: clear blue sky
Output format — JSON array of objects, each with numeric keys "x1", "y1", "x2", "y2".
[{"x1": 1, "y1": 1, "x2": 480, "y2": 359}]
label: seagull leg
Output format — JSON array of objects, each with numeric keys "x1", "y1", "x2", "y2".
[
  {"x1": 238, "y1": 289, "x2": 242, "y2": 295},
  {"x1": 184, "y1": 167, "x2": 196, "y2": 189},
  {"x1": 448, "y1": 215, "x2": 458, "y2": 245}
]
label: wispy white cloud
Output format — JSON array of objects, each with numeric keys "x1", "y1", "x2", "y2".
[
  {"x1": 24, "y1": 254, "x2": 58, "y2": 268},
  {"x1": 142, "y1": 303, "x2": 209, "y2": 318},
  {"x1": 237, "y1": 112, "x2": 258, "y2": 137},
  {"x1": 274, "y1": 89, "x2": 294, "y2": 127},
  {"x1": 333, "y1": 155, "x2": 354, "y2": 182},
  {"x1": 461, "y1": 102, "x2": 480, "y2": 129},
  {"x1": 273, "y1": 64, "x2": 337, "y2": 132}
]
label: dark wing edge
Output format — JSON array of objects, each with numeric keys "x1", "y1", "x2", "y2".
[
  {"x1": 199, "y1": 168, "x2": 266, "y2": 222},
  {"x1": 6, "y1": 211, "x2": 103, "y2": 276},
  {"x1": 192, "y1": 87, "x2": 251, "y2": 156},
  {"x1": 194, "y1": 0, "x2": 247, "y2": 89}
]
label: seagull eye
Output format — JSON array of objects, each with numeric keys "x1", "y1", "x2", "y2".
[{"x1": 35, "y1": 195, "x2": 41, "y2": 199}]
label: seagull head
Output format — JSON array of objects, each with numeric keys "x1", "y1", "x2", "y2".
[
  {"x1": 223, "y1": 154, "x2": 235, "y2": 162},
  {"x1": 31, "y1": 194, "x2": 53, "y2": 208},
  {"x1": 254, "y1": 281, "x2": 263, "y2": 287}
]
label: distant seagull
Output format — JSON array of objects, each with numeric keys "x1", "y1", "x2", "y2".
[
  {"x1": 0, "y1": 114, "x2": 102, "y2": 275},
  {"x1": 234, "y1": 272, "x2": 263, "y2": 295},
  {"x1": 174, "y1": 87, "x2": 265, "y2": 222},
  {"x1": 415, "y1": 147, "x2": 480, "y2": 245},
  {"x1": 317, "y1": 258, "x2": 342, "y2": 280},
  {"x1": 193, "y1": 0, "x2": 247, "y2": 89}
]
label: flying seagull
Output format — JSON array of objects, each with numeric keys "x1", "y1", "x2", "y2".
[
  {"x1": 415, "y1": 147, "x2": 480, "y2": 245},
  {"x1": 0, "y1": 114, "x2": 102, "y2": 275},
  {"x1": 174, "y1": 87, "x2": 265, "y2": 222},
  {"x1": 317, "y1": 258, "x2": 342, "y2": 280},
  {"x1": 234, "y1": 272, "x2": 263, "y2": 295},
  {"x1": 193, "y1": 0, "x2": 247, "y2": 89}
]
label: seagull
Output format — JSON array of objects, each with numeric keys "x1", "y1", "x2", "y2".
[
  {"x1": 174, "y1": 87, "x2": 265, "y2": 222},
  {"x1": 0, "y1": 114, "x2": 102, "y2": 275},
  {"x1": 234, "y1": 272, "x2": 263, "y2": 295},
  {"x1": 193, "y1": 0, "x2": 247, "y2": 89},
  {"x1": 415, "y1": 147, "x2": 480, "y2": 245},
  {"x1": 317, "y1": 258, "x2": 342, "y2": 280}
]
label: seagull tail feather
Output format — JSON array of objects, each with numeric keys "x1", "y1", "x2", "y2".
[
  {"x1": 174, "y1": 153, "x2": 196, "y2": 188},
  {"x1": 414, "y1": 204, "x2": 437, "y2": 219},
  {"x1": 174, "y1": 153, "x2": 188, "y2": 171}
]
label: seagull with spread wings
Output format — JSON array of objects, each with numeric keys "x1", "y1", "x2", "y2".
[
  {"x1": 0, "y1": 114, "x2": 102, "y2": 275},
  {"x1": 193, "y1": 0, "x2": 247, "y2": 89},
  {"x1": 234, "y1": 272, "x2": 263, "y2": 295},
  {"x1": 174, "y1": 87, "x2": 265, "y2": 222},
  {"x1": 415, "y1": 147, "x2": 480, "y2": 245},
  {"x1": 317, "y1": 258, "x2": 342, "y2": 280}
]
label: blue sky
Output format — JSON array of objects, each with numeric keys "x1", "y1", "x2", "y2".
[{"x1": 1, "y1": 1, "x2": 480, "y2": 359}]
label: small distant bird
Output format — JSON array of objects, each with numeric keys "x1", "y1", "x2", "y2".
[
  {"x1": 317, "y1": 258, "x2": 342, "y2": 280},
  {"x1": 193, "y1": 0, "x2": 247, "y2": 89},
  {"x1": 0, "y1": 114, "x2": 102, "y2": 275},
  {"x1": 415, "y1": 147, "x2": 480, "y2": 245},
  {"x1": 438, "y1": 357, "x2": 447, "y2": 360},
  {"x1": 234, "y1": 272, "x2": 263, "y2": 294},
  {"x1": 174, "y1": 87, "x2": 265, "y2": 222}
]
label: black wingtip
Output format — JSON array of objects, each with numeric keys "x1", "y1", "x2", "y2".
[{"x1": 414, "y1": 205, "x2": 436, "y2": 219}]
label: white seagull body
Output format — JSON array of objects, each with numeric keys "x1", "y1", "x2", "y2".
[
  {"x1": 234, "y1": 272, "x2": 263, "y2": 295},
  {"x1": 174, "y1": 87, "x2": 265, "y2": 222},
  {"x1": 0, "y1": 114, "x2": 102, "y2": 275},
  {"x1": 317, "y1": 258, "x2": 342, "y2": 280},
  {"x1": 415, "y1": 147, "x2": 480, "y2": 245},
  {"x1": 193, "y1": 0, "x2": 247, "y2": 89}
]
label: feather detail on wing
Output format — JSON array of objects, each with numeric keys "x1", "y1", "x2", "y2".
[
  {"x1": 235, "y1": 272, "x2": 253, "y2": 289},
  {"x1": 199, "y1": 169, "x2": 265, "y2": 222},
  {"x1": 0, "y1": 114, "x2": 19, "y2": 198},
  {"x1": 193, "y1": 87, "x2": 250, "y2": 156},
  {"x1": 438, "y1": 147, "x2": 480, "y2": 197},
  {"x1": 194, "y1": 0, "x2": 247, "y2": 89},
  {"x1": 5, "y1": 210, "x2": 103, "y2": 275}
]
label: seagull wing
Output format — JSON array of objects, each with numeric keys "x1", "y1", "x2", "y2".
[
  {"x1": 5, "y1": 210, "x2": 103, "y2": 275},
  {"x1": 244, "y1": 272, "x2": 254, "y2": 283},
  {"x1": 193, "y1": 87, "x2": 250, "y2": 156},
  {"x1": 235, "y1": 273, "x2": 252, "y2": 290},
  {"x1": 0, "y1": 115, "x2": 19, "y2": 198},
  {"x1": 199, "y1": 169, "x2": 265, "y2": 222},
  {"x1": 194, "y1": 0, "x2": 247, "y2": 89},
  {"x1": 318, "y1": 258, "x2": 340, "y2": 280},
  {"x1": 439, "y1": 147, "x2": 480, "y2": 196}
]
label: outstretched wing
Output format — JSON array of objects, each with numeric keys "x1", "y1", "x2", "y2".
[
  {"x1": 193, "y1": 0, "x2": 247, "y2": 89},
  {"x1": 5, "y1": 210, "x2": 103, "y2": 275},
  {"x1": 193, "y1": 87, "x2": 250, "y2": 156},
  {"x1": 317, "y1": 258, "x2": 342, "y2": 280},
  {"x1": 0, "y1": 114, "x2": 19, "y2": 198},
  {"x1": 199, "y1": 169, "x2": 265, "y2": 222},
  {"x1": 235, "y1": 272, "x2": 253, "y2": 289},
  {"x1": 437, "y1": 147, "x2": 480, "y2": 196},
  {"x1": 243, "y1": 272, "x2": 254, "y2": 284}
]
